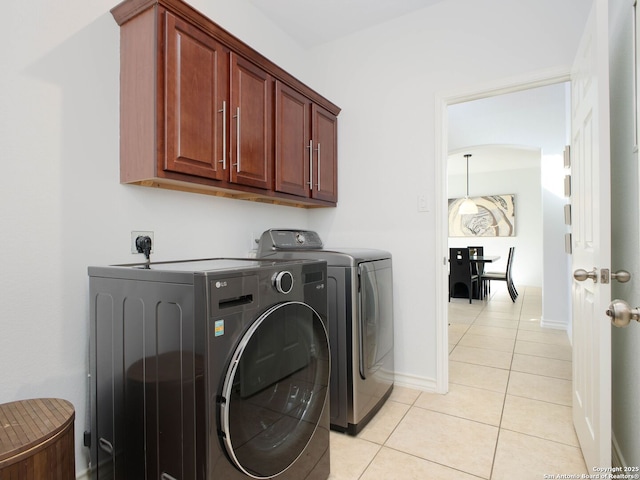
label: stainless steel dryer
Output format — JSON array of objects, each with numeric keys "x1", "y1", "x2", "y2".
[
  {"x1": 257, "y1": 229, "x2": 394, "y2": 435},
  {"x1": 88, "y1": 257, "x2": 330, "y2": 480}
]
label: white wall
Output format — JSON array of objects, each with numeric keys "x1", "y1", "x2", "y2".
[
  {"x1": 540, "y1": 152, "x2": 572, "y2": 329},
  {"x1": 0, "y1": 0, "x2": 314, "y2": 474},
  {"x1": 306, "y1": 0, "x2": 590, "y2": 389},
  {"x1": 0, "y1": 0, "x2": 592, "y2": 475}
]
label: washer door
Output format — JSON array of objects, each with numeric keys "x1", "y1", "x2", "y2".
[{"x1": 220, "y1": 301, "x2": 330, "y2": 479}]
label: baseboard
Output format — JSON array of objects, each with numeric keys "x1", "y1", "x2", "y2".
[
  {"x1": 394, "y1": 372, "x2": 438, "y2": 393},
  {"x1": 540, "y1": 316, "x2": 568, "y2": 331}
]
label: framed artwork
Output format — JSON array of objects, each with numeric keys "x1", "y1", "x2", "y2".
[{"x1": 448, "y1": 194, "x2": 515, "y2": 237}]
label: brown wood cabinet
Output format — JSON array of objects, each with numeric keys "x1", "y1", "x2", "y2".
[
  {"x1": 230, "y1": 53, "x2": 273, "y2": 190},
  {"x1": 311, "y1": 104, "x2": 338, "y2": 203},
  {"x1": 275, "y1": 82, "x2": 338, "y2": 204},
  {"x1": 165, "y1": 12, "x2": 229, "y2": 181},
  {"x1": 275, "y1": 82, "x2": 338, "y2": 203},
  {"x1": 112, "y1": 0, "x2": 340, "y2": 208},
  {"x1": 275, "y1": 81, "x2": 311, "y2": 197}
]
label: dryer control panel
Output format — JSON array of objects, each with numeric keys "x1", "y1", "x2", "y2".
[{"x1": 259, "y1": 229, "x2": 323, "y2": 251}]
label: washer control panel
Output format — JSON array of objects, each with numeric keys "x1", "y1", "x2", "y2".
[{"x1": 260, "y1": 229, "x2": 324, "y2": 250}]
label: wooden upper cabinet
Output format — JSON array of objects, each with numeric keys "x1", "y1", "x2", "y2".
[
  {"x1": 112, "y1": 0, "x2": 340, "y2": 208},
  {"x1": 165, "y1": 22, "x2": 272, "y2": 190},
  {"x1": 275, "y1": 81, "x2": 311, "y2": 197},
  {"x1": 164, "y1": 12, "x2": 229, "y2": 181},
  {"x1": 230, "y1": 54, "x2": 273, "y2": 190},
  {"x1": 312, "y1": 104, "x2": 338, "y2": 203},
  {"x1": 275, "y1": 82, "x2": 338, "y2": 203}
]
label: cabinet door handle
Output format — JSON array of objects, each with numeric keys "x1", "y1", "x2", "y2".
[
  {"x1": 218, "y1": 101, "x2": 226, "y2": 169},
  {"x1": 232, "y1": 107, "x2": 240, "y2": 172},
  {"x1": 316, "y1": 143, "x2": 321, "y2": 190},
  {"x1": 307, "y1": 140, "x2": 313, "y2": 187}
]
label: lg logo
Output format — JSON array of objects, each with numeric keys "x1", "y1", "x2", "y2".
[{"x1": 215, "y1": 281, "x2": 228, "y2": 288}]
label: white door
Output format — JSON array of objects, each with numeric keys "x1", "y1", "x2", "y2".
[{"x1": 570, "y1": 0, "x2": 612, "y2": 470}]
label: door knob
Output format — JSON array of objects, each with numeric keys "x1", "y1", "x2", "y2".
[
  {"x1": 611, "y1": 270, "x2": 631, "y2": 283},
  {"x1": 573, "y1": 268, "x2": 598, "y2": 282},
  {"x1": 606, "y1": 299, "x2": 640, "y2": 327}
]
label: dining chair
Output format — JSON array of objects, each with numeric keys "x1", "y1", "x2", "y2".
[
  {"x1": 482, "y1": 246, "x2": 517, "y2": 302},
  {"x1": 468, "y1": 245, "x2": 486, "y2": 299},
  {"x1": 449, "y1": 248, "x2": 479, "y2": 304}
]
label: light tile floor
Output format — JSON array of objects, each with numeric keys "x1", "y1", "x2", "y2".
[{"x1": 328, "y1": 285, "x2": 587, "y2": 479}]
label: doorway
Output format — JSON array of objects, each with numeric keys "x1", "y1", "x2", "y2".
[
  {"x1": 437, "y1": 78, "x2": 582, "y2": 474},
  {"x1": 434, "y1": 70, "x2": 573, "y2": 393}
]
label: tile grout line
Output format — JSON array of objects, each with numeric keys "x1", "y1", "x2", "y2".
[
  {"x1": 357, "y1": 387, "x2": 423, "y2": 479},
  {"x1": 462, "y1": 286, "x2": 532, "y2": 478},
  {"x1": 487, "y1": 288, "x2": 522, "y2": 480}
]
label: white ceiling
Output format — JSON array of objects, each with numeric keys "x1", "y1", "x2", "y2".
[
  {"x1": 245, "y1": 0, "x2": 446, "y2": 48},
  {"x1": 448, "y1": 145, "x2": 541, "y2": 176}
]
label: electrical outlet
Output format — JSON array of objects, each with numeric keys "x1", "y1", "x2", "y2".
[
  {"x1": 131, "y1": 231, "x2": 154, "y2": 254},
  {"x1": 249, "y1": 232, "x2": 258, "y2": 250}
]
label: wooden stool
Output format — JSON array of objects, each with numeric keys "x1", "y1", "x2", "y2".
[{"x1": 0, "y1": 398, "x2": 75, "y2": 479}]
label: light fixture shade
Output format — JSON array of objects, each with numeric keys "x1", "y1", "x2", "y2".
[{"x1": 459, "y1": 197, "x2": 478, "y2": 215}]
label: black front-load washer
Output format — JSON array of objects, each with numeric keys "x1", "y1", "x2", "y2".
[{"x1": 88, "y1": 257, "x2": 330, "y2": 479}]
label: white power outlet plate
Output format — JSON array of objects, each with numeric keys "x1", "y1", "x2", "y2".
[{"x1": 131, "y1": 231, "x2": 154, "y2": 254}]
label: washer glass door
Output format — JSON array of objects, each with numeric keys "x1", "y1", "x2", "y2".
[{"x1": 220, "y1": 301, "x2": 330, "y2": 479}]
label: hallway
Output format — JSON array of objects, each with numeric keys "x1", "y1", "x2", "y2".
[{"x1": 328, "y1": 285, "x2": 587, "y2": 479}]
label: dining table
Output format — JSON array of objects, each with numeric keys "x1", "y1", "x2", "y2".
[{"x1": 470, "y1": 255, "x2": 500, "y2": 264}]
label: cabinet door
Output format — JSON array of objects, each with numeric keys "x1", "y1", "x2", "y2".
[
  {"x1": 164, "y1": 13, "x2": 229, "y2": 181},
  {"x1": 311, "y1": 105, "x2": 338, "y2": 203},
  {"x1": 275, "y1": 81, "x2": 311, "y2": 197},
  {"x1": 230, "y1": 53, "x2": 273, "y2": 189}
]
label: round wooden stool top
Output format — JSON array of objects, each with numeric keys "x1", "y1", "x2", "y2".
[{"x1": 0, "y1": 398, "x2": 75, "y2": 471}]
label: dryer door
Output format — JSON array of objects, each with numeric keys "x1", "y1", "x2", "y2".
[
  {"x1": 220, "y1": 301, "x2": 330, "y2": 479},
  {"x1": 358, "y1": 258, "x2": 394, "y2": 379}
]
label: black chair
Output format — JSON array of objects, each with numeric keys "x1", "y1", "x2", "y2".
[
  {"x1": 468, "y1": 245, "x2": 486, "y2": 299},
  {"x1": 449, "y1": 248, "x2": 479, "y2": 304},
  {"x1": 482, "y1": 247, "x2": 517, "y2": 302}
]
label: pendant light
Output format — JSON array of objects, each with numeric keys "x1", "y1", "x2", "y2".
[{"x1": 459, "y1": 153, "x2": 478, "y2": 215}]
